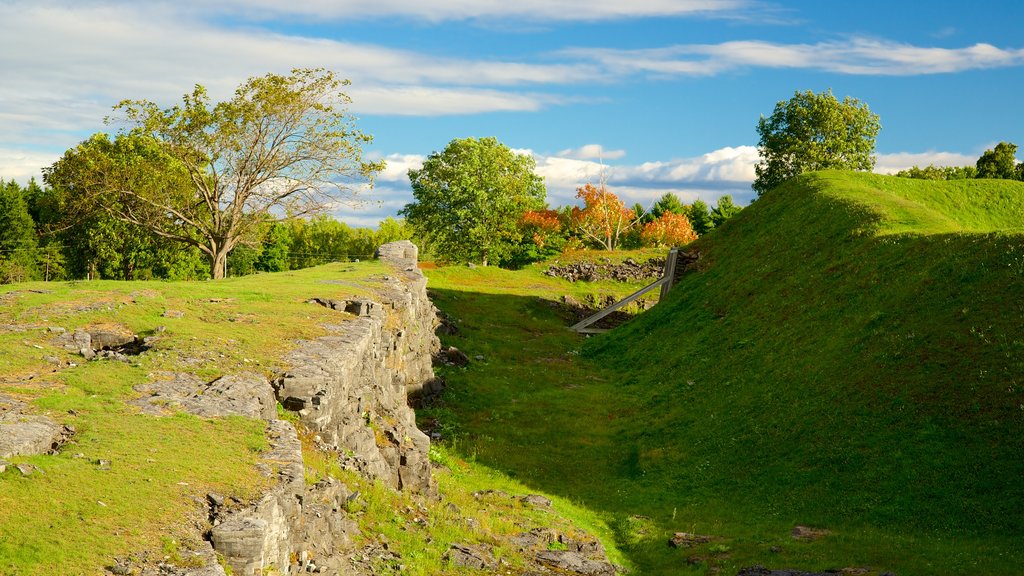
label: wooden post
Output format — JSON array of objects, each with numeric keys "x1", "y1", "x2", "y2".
[{"x1": 660, "y1": 247, "x2": 679, "y2": 300}]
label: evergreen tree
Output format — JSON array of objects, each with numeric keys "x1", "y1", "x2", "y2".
[
  {"x1": 0, "y1": 180, "x2": 40, "y2": 283},
  {"x1": 651, "y1": 192, "x2": 686, "y2": 220},
  {"x1": 710, "y1": 195, "x2": 742, "y2": 227},
  {"x1": 687, "y1": 199, "x2": 714, "y2": 236}
]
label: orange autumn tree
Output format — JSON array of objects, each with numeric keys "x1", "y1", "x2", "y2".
[
  {"x1": 520, "y1": 209, "x2": 564, "y2": 250},
  {"x1": 570, "y1": 183, "x2": 640, "y2": 250},
  {"x1": 640, "y1": 211, "x2": 698, "y2": 247}
]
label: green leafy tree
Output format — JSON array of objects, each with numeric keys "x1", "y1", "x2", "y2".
[
  {"x1": 687, "y1": 199, "x2": 714, "y2": 236},
  {"x1": 975, "y1": 142, "x2": 1020, "y2": 180},
  {"x1": 402, "y1": 137, "x2": 546, "y2": 266},
  {"x1": 257, "y1": 223, "x2": 291, "y2": 272},
  {"x1": 0, "y1": 180, "x2": 40, "y2": 283},
  {"x1": 45, "y1": 68, "x2": 381, "y2": 279},
  {"x1": 754, "y1": 89, "x2": 880, "y2": 195},
  {"x1": 895, "y1": 165, "x2": 978, "y2": 180},
  {"x1": 374, "y1": 217, "x2": 413, "y2": 247},
  {"x1": 710, "y1": 195, "x2": 742, "y2": 227},
  {"x1": 651, "y1": 192, "x2": 687, "y2": 220}
]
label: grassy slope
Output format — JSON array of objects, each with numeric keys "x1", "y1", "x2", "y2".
[
  {"x1": 425, "y1": 171, "x2": 1024, "y2": 575},
  {"x1": 0, "y1": 261, "x2": 621, "y2": 575},
  {"x1": 585, "y1": 171, "x2": 1024, "y2": 572},
  {"x1": 0, "y1": 264, "x2": 392, "y2": 574}
]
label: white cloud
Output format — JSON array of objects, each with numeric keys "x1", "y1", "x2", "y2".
[
  {"x1": 564, "y1": 38, "x2": 1024, "y2": 77},
  {"x1": 533, "y1": 145, "x2": 759, "y2": 208},
  {"x1": 556, "y1": 144, "x2": 627, "y2": 160},
  {"x1": 55, "y1": 0, "x2": 751, "y2": 23},
  {"x1": 0, "y1": 149, "x2": 56, "y2": 183},
  {"x1": 374, "y1": 154, "x2": 425, "y2": 183},
  {"x1": 873, "y1": 151, "x2": 978, "y2": 174}
]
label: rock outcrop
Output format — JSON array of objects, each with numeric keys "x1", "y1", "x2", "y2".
[
  {"x1": 273, "y1": 240, "x2": 439, "y2": 495},
  {"x1": 204, "y1": 241, "x2": 440, "y2": 575},
  {"x1": 0, "y1": 393, "x2": 74, "y2": 459}
]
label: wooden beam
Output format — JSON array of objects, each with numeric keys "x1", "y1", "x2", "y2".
[
  {"x1": 569, "y1": 276, "x2": 667, "y2": 333},
  {"x1": 660, "y1": 247, "x2": 679, "y2": 300}
]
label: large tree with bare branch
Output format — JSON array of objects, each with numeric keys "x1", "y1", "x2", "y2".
[{"x1": 44, "y1": 68, "x2": 382, "y2": 279}]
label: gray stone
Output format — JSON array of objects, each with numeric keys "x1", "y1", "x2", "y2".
[
  {"x1": 536, "y1": 550, "x2": 616, "y2": 576},
  {"x1": 88, "y1": 330, "x2": 135, "y2": 351},
  {"x1": 444, "y1": 543, "x2": 495, "y2": 570},
  {"x1": 211, "y1": 421, "x2": 303, "y2": 576},
  {"x1": 272, "y1": 241, "x2": 438, "y2": 496},
  {"x1": 0, "y1": 397, "x2": 74, "y2": 459},
  {"x1": 133, "y1": 372, "x2": 276, "y2": 420},
  {"x1": 443, "y1": 347, "x2": 470, "y2": 367},
  {"x1": 737, "y1": 567, "x2": 849, "y2": 576},
  {"x1": 669, "y1": 532, "x2": 713, "y2": 548},
  {"x1": 521, "y1": 494, "x2": 552, "y2": 508}
]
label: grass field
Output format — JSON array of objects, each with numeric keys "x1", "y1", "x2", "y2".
[
  {"x1": 422, "y1": 171, "x2": 1024, "y2": 575},
  {"x1": 0, "y1": 263, "x2": 386, "y2": 574}
]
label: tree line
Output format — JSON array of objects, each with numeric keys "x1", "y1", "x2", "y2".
[
  {"x1": 0, "y1": 176, "x2": 413, "y2": 283},
  {"x1": 894, "y1": 141, "x2": 1024, "y2": 181},
  {"x1": 401, "y1": 136, "x2": 743, "y2": 268}
]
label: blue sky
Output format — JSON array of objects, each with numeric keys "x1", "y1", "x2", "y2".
[{"x1": 2, "y1": 0, "x2": 1022, "y2": 226}]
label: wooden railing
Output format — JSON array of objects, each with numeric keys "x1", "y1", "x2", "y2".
[{"x1": 569, "y1": 248, "x2": 679, "y2": 334}]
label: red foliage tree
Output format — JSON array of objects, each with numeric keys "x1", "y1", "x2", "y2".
[
  {"x1": 570, "y1": 183, "x2": 639, "y2": 250},
  {"x1": 640, "y1": 211, "x2": 698, "y2": 247},
  {"x1": 520, "y1": 209, "x2": 563, "y2": 250}
]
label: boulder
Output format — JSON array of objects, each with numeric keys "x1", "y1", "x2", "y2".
[
  {"x1": 536, "y1": 550, "x2": 617, "y2": 576},
  {"x1": 444, "y1": 543, "x2": 495, "y2": 570}
]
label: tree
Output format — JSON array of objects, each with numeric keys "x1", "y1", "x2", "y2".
[
  {"x1": 45, "y1": 68, "x2": 381, "y2": 279},
  {"x1": 975, "y1": 142, "x2": 1020, "y2": 180},
  {"x1": 640, "y1": 212, "x2": 698, "y2": 247},
  {"x1": 687, "y1": 199, "x2": 714, "y2": 236},
  {"x1": 753, "y1": 89, "x2": 880, "y2": 195},
  {"x1": 651, "y1": 192, "x2": 686, "y2": 220},
  {"x1": 895, "y1": 165, "x2": 977, "y2": 180},
  {"x1": 401, "y1": 137, "x2": 546, "y2": 266},
  {"x1": 570, "y1": 183, "x2": 641, "y2": 251},
  {"x1": 0, "y1": 180, "x2": 40, "y2": 283},
  {"x1": 710, "y1": 195, "x2": 742, "y2": 227}
]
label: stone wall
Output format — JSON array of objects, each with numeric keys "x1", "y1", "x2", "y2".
[
  {"x1": 200, "y1": 241, "x2": 439, "y2": 576},
  {"x1": 273, "y1": 240, "x2": 439, "y2": 494}
]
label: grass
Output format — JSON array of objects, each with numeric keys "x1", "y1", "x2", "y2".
[
  {"x1": 422, "y1": 171, "x2": 1024, "y2": 575},
  {"x1": 0, "y1": 259, "x2": 624, "y2": 575},
  {"x1": 0, "y1": 263, "x2": 387, "y2": 574}
]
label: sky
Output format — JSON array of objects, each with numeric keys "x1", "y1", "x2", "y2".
[{"x1": 2, "y1": 0, "x2": 1022, "y2": 227}]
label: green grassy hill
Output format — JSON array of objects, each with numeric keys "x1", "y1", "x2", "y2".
[
  {"x1": 425, "y1": 171, "x2": 1024, "y2": 575},
  {"x1": 584, "y1": 171, "x2": 1024, "y2": 571}
]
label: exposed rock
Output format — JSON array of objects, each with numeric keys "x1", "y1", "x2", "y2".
[
  {"x1": 669, "y1": 532, "x2": 714, "y2": 548},
  {"x1": 308, "y1": 297, "x2": 377, "y2": 317},
  {"x1": 273, "y1": 241, "x2": 439, "y2": 496},
  {"x1": 737, "y1": 567, "x2": 846, "y2": 576},
  {"x1": 133, "y1": 372, "x2": 276, "y2": 420},
  {"x1": 441, "y1": 346, "x2": 470, "y2": 367},
  {"x1": 521, "y1": 494, "x2": 553, "y2": 508},
  {"x1": 511, "y1": 528, "x2": 558, "y2": 552},
  {"x1": 791, "y1": 525, "x2": 831, "y2": 541},
  {"x1": 16, "y1": 463, "x2": 37, "y2": 476},
  {"x1": 161, "y1": 310, "x2": 185, "y2": 319},
  {"x1": 0, "y1": 394, "x2": 74, "y2": 458},
  {"x1": 445, "y1": 543, "x2": 495, "y2": 570},
  {"x1": 211, "y1": 420, "x2": 304, "y2": 576},
  {"x1": 535, "y1": 550, "x2": 617, "y2": 576},
  {"x1": 89, "y1": 330, "x2": 135, "y2": 350},
  {"x1": 545, "y1": 257, "x2": 664, "y2": 283}
]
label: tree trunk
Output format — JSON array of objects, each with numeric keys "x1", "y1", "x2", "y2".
[{"x1": 209, "y1": 249, "x2": 228, "y2": 280}]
